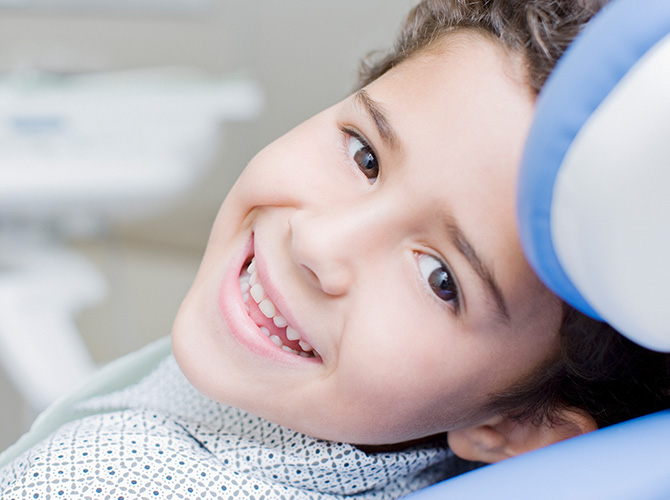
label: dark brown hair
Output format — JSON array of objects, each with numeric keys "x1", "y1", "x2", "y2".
[
  {"x1": 358, "y1": 0, "x2": 607, "y2": 94},
  {"x1": 489, "y1": 306, "x2": 670, "y2": 428},
  {"x1": 357, "y1": 0, "x2": 670, "y2": 428}
]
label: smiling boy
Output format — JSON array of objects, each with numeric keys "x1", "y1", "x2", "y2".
[
  {"x1": 173, "y1": 32, "x2": 565, "y2": 447},
  {"x1": 3, "y1": 0, "x2": 670, "y2": 498}
]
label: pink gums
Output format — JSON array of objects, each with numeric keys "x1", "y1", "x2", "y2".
[{"x1": 245, "y1": 295, "x2": 304, "y2": 352}]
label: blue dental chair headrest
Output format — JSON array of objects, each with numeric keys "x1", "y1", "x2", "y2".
[
  {"x1": 518, "y1": 0, "x2": 670, "y2": 353},
  {"x1": 407, "y1": 0, "x2": 670, "y2": 497}
]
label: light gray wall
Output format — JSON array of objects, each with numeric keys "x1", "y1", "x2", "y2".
[{"x1": 0, "y1": 1, "x2": 415, "y2": 450}]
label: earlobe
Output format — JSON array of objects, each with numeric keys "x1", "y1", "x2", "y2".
[
  {"x1": 447, "y1": 415, "x2": 511, "y2": 463},
  {"x1": 448, "y1": 408, "x2": 598, "y2": 464}
]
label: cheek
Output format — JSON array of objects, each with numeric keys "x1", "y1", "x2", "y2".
[
  {"x1": 233, "y1": 140, "x2": 301, "y2": 202},
  {"x1": 229, "y1": 131, "x2": 336, "y2": 213},
  {"x1": 336, "y1": 297, "x2": 493, "y2": 430}
]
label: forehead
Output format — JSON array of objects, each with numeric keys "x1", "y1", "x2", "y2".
[
  {"x1": 358, "y1": 33, "x2": 534, "y2": 217},
  {"x1": 364, "y1": 33, "x2": 532, "y2": 128},
  {"x1": 371, "y1": 35, "x2": 529, "y2": 180}
]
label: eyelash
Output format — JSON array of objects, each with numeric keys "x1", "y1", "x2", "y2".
[
  {"x1": 340, "y1": 126, "x2": 380, "y2": 184},
  {"x1": 417, "y1": 253, "x2": 462, "y2": 313}
]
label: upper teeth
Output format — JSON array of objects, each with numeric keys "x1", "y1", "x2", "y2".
[{"x1": 240, "y1": 257, "x2": 315, "y2": 357}]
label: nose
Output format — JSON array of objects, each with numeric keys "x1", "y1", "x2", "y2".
[{"x1": 289, "y1": 203, "x2": 389, "y2": 296}]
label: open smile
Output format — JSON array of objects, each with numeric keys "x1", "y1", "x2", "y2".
[
  {"x1": 218, "y1": 235, "x2": 321, "y2": 363},
  {"x1": 240, "y1": 257, "x2": 318, "y2": 358}
]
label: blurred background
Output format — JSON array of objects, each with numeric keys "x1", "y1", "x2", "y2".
[{"x1": 0, "y1": 0, "x2": 414, "y2": 451}]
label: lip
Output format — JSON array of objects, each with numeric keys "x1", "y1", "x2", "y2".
[{"x1": 217, "y1": 234, "x2": 321, "y2": 364}]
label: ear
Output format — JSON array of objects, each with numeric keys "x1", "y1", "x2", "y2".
[{"x1": 447, "y1": 408, "x2": 598, "y2": 464}]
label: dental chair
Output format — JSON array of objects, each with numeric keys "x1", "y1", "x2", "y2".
[{"x1": 407, "y1": 0, "x2": 670, "y2": 497}]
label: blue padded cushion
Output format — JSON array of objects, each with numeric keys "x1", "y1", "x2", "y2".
[
  {"x1": 517, "y1": 0, "x2": 670, "y2": 319},
  {"x1": 405, "y1": 410, "x2": 670, "y2": 500}
]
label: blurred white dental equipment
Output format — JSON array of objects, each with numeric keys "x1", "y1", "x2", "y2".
[{"x1": 0, "y1": 67, "x2": 263, "y2": 410}]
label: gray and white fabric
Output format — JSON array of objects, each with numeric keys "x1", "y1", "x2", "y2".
[{"x1": 0, "y1": 353, "x2": 455, "y2": 499}]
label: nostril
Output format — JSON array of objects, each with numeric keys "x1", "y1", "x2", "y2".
[
  {"x1": 289, "y1": 211, "x2": 351, "y2": 296},
  {"x1": 300, "y1": 263, "x2": 322, "y2": 289}
]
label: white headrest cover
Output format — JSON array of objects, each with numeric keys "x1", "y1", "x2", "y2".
[{"x1": 518, "y1": 0, "x2": 670, "y2": 351}]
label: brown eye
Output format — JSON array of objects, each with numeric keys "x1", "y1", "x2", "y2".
[
  {"x1": 419, "y1": 254, "x2": 459, "y2": 304},
  {"x1": 347, "y1": 133, "x2": 379, "y2": 183}
]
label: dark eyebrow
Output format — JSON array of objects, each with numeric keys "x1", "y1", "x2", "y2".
[
  {"x1": 354, "y1": 89, "x2": 401, "y2": 151},
  {"x1": 446, "y1": 217, "x2": 511, "y2": 323},
  {"x1": 355, "y1": 89, "x2": 508, "y2": 321}
]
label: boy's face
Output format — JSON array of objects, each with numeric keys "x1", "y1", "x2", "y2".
[{"x1": 173, "y1": 35, "x2": 563, "y2": 445}]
